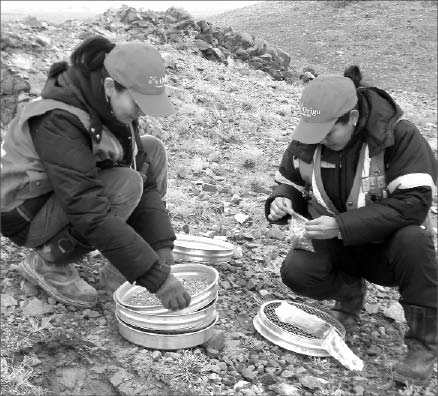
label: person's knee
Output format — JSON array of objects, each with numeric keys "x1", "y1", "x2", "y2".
[
  {"x1": 99, "y1": 168, "x2": 143, "y2": 219},
  {"x1": 280, "y1": 251, "x2": 311, "y2": 294},
  {"x1": 391, "y1": 225, "x2": 432, "y2": 249},
  {"x1": 140, "y1": 135, "x2": 167, "y2": 163}
]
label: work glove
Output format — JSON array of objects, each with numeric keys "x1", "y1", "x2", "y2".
[{"x1": 156, "y1": 273, "x2": 191, "y2": 311}]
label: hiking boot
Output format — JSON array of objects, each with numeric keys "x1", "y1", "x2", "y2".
[
  {"x1": 18, "y1": 251, "x2": 97, "y2": 308},
  {"x1": 99, "y1": 262, "x2": 126, "y2": 295},
  {"x1": 393, "y1": 304, "x2": 438, "y2": 387},
  {"x1": 331, "y1": 278, "x2": 367, "y2": 334}
]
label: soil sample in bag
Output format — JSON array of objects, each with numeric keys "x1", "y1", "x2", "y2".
[{"x1": 289, "y1": 212, "x2": 315, "y2": 252}]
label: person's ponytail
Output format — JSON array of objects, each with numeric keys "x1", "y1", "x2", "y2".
[
  {"x1": 343, "y1": 65, "x2": 365, "y2": 88},
  {"x1": 70, "y1": 36, "x2": 115, "y2": 76}
]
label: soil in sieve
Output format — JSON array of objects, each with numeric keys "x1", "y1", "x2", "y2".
[{"x1": 126, "y1": 278, "x2": 211, "y2": 306}]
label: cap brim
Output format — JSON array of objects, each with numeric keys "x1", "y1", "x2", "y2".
[
  {"x1": 130, "y1": 89, "x2": 175, "y2": 117},
  {"x1": 292, "y1": 117, "x2": 337, "y2": 144}
]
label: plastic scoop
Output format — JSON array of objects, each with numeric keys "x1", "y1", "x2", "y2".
[{"x1": 275, "y1": 302, "x2": 364, "y2": 371}]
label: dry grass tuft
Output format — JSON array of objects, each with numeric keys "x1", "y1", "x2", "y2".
[{"x1": 0, "y1": 356, "x2": 46, "y2": 396}]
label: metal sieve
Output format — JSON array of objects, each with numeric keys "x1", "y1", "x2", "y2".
[
  {"x1": 173, "y1": 234, "x2": 233, "y2": 263},
  {"x1": 115, "y1": 298, "x2": 217, "y2": 334},
  {"x1": 116, "y1": 311, "x2": 219, "y2": 350},
  {"x1": 114, "y1": 263, "x2": 219, "y2": 314},
  {"x1": 253, "y1": 300, "x2": 346, "y2": 357}
]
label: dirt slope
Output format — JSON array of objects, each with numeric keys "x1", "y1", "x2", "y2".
[{"x1": 207, "y1": 1, "x2": 437, "y2": 99}]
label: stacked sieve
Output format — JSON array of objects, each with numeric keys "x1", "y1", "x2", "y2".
[{"x1": 114, "y1": 234, "x2": 233, "y2": 350}]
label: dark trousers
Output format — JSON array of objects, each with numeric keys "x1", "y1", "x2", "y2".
[{"x1": 281, "y1": 225, "x2": 437, "y2": 309}]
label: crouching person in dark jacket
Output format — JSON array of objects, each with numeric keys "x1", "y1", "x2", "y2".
[
  {"x1": 265, "y1": 66, "x2": 437, "y2": 386},
  {"x1": 1, "y1": 36, "x2": 191, "y2": 312}
]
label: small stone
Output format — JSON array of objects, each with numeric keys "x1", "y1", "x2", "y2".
[
  {"x1": 366, "y1": 345, "x2": 381, "y2": 356},
  {"x1": 1, "y1": 294, "x2": 17, "y2": 308},
  {"x1": 383, "y1": 302, "x2": 406, "y2": 323},
  {"x1": 241, "y1": 367, "x2": 257, "y2": 381},
  {"x1": 152, "y1": 351, "x2": 161, "y2": 361},
  {"x1": 280, "y1": 370, "x2": 294, "y2": 379},
  {"x1": 260, "y1": 373, "x2": 276, "y2": 385},
  {"x1": 364, "y1": 303, "x2": 379, "y2": 314},
  {"x1": 266, "y1": 228, "x2": 284, "y2": 240},
  {"x1": 234, "y1": 380, "x2": 251, "y2": 391},
  {"x1": 205, "y1": 346, "x2": 219, "y2": 355},
  {"x1": 88, "y1": 310, "x2": 100, "y2": 318},
  {"x1": 202, "y1": 183, "x2": 217, "y2": 193},
  {"x1": 205, "y1": 230, "x2": 216, "y2": 238},
  {"x1": 300, "y1": 375, "x2": 328, "y2": 390},
  {"x1": 47, "y1": 297, "x2": 57, "y2": 305},
  {"x1": 204, "y1": 330, "x2": 225, "y2": 351},
  {"x1": 221, "y1": 280, "x2": 231, "y2": 290},
  {"x1": 270, "y1": 383, "x2": 300, "y2": 396},
  {"x1": 258, "y1": 289, "x2": 271, "y2": 297},
  {"x1": 233, "y1": 246, "x2": 243, "y2": 258},
  {"x1": 246, "y1": 279, "x2": 257, "y2": 290},
  {"x1": 22, "y1": 297, "x2": 55, "y2": 317},
  {"x1": 353, "y1": 385, "x2": 365, "y2": 395},
  {"x1": 20, "y1": 279, "x2": 39, "y2": 297},
  {"x1": 234, "y1": 213, "x2": 250, "y2": 224},
  {"x1": 230, "y1": 194, "x2": 242, "y2": 204}
]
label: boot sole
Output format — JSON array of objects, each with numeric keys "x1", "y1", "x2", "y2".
[{"x1": 18, "y1": 259, "x2": 96, "y2": 309}]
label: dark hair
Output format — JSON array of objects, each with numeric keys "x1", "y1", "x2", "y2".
[
  {"x1": 70, "y1": 36, "x2": 125, "y2": 91},
  {"x1": 335, "y1": 65, "x2": 363, "y2": 125}
]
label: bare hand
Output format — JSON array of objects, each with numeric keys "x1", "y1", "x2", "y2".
[
  {"x1": 305, "y1": 215, "x2": 339, "y2": 239},
  {"x1": 268, "y1": 197, "x2": 294, "y2": 221}
]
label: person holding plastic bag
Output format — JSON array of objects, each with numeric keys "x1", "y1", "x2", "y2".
[
  {"x1": 265, "y1": 66, "x2": 437, "y2": 386},
  {"x1": 1, "y1": 36, "x2": 191, "y2": 312}
]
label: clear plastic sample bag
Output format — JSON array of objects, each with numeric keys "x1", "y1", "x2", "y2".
[{"x1": 290, "y1": 212, "x2": 315, "y2": 252}]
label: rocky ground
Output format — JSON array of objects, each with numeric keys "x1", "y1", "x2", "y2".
[{"x1": 1, "y1": 3, "x2": 437, "y2": 396}]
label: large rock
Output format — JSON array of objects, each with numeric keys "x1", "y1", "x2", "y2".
[
  {"x1": 248, "y1": 37, "x2": 267, "y2": 56},
  {"x1": 277, "y1": 47, "x2": 291, "y2": 69}
]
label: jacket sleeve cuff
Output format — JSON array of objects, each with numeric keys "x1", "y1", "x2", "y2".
[
  {"x1": 151, "y1": 239, "x2": 175, "y2": 251},
  {"x1": 136, "y1": 260, "x2": 171, "y2": 293}
]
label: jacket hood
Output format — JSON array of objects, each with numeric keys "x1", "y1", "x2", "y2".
[
  {"x1": 41, "y1": 62, "x2": 88, "y2": 111},
  {"x1": 289, "y1": 85, "x2": 403, "y2": 162},
  {"x1": 40, "y1": 62, "x2": 129, "y2": 142},
  {"x1": 356, "y1": 87, "x2": 403, "y2": 156}
]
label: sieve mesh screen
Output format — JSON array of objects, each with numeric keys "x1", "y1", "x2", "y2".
[{"x1": 263, "y1": 301, "x2": 344, "y2": 340}]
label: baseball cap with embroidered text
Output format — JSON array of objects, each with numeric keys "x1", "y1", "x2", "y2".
[
  {"x1": 292, "y1": 75, "x2": 358, "y2": 144},
  {"x1": 104, "y1": 42, "x2": 175, "y2": 117}
]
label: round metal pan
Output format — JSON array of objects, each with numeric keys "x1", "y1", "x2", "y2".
[
  {"x1": 173, "y1": 234, "x2": 233, "y2": 263},
  {"x1": 253, "y1": 300, "x2": 345, "y2": 357},
  {"x1": 114, "y1": 264, "x2": 218, "y2": 313},
  {"x1": 116, "y1": 311, "x2": 219, "y2": 350},
  {"x1": 115, "y1": 298, "x2": 217, "y2": 333}
]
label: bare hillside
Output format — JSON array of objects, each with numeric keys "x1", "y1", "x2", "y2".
[{"x1": 207, "y1": 1, "x2": 437, "y2": 99}]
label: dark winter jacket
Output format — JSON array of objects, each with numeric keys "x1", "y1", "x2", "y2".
[
  {"x1": 265, "y1": 87, "x2": 438, "y2": 246},
  {"x1": 1, "y1": 63, "x2": 175, "y2": 292}
]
